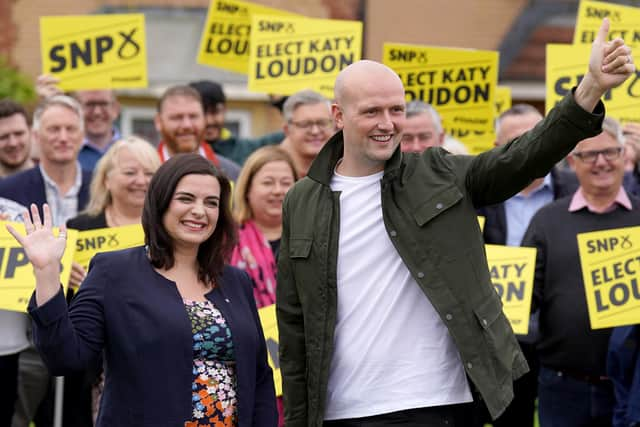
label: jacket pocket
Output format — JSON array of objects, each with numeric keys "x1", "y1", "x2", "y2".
[
  {"x1": 289, "y1": 237, "x2": 312, "y2": 259},
  {"x1": 473, "y1": 295, "x2": 503, "y2": 330},
  {"x1": 413, "y1": 186, "x2": 463, "y2": 226},
  {"x1": 474, "y1": 295, "x2": 514, "y2": 385}
]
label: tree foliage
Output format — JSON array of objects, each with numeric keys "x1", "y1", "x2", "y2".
[{"x1": 0, "y1": 56, "x2": 36, "y2": 104}]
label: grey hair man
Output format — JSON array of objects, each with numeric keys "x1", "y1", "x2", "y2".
[
  {"x1": 401, "y1": 100, "x2": 445, "y2": 153},
  {"x1": 0, "y1": 95, "x2": 93, "y2": 427},
  {"x1": 35, "y1": 75, "x2": 121, "y2": 171},
  {"x1": 522, "y1": 116, "x2": 637, "y2": 427},
  {"x1": 401, "y1": 100, "x2": 468, "y2": 154},
  {"x1": 280, "y1": 89, "x2": 333, "y2": 177}
]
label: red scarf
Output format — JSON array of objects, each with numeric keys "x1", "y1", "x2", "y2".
[
  {"x1": 230, "y1": 220, "x2": 277, "y2": 308},
  {"x1": 157, "y1": 141, "x2": 220, "y2": 167}
]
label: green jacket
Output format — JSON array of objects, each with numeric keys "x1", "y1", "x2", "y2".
[
  {"x1": 212, "y1": 131, "x2": 285, "y2": 165},
  {"x1": 276, "y1": 93, "x2": 604, "y2": 426}
]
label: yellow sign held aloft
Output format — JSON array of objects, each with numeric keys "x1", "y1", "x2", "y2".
[
  {"x1": 577, "y1": 226, "x2": 640, "y2": 329},
  {"x1": 197, "y1": 0, "x2": 297, "y2": 74},
  {"x1": 546, "y1": 44, "x2": 640, "y2": 124},
  {"x1": 257, "y1": 304, "x2": 282, "y2": 396},
  {"x1": 248, "y1": 15, "x2": 362, "y2": 98},
  {"x1": 574, "y1": 0, "x2": 640, "y2": 49},
  {"x1": 0, "y1": 222, "x2": 77, "y2": 313},
  {"x1": 447, "y1": 85, "x2": 512, "y2": 155},
  {"x1": 383, "y1": 43, "x2": 499, "y2": 134},
  {"x1": 40, "y1": 14, "x2": 148, "y2": 91},
  {"x1": 71, "y1": 224, "x2": 145, "y2": 271},
  {"x1": 485, "y1": 244, "x2": 537, "y2": 335}
]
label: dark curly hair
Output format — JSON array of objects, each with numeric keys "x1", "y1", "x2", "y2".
[{"x1": 142, "y1": 153, "x2": 236, "y2": 285}]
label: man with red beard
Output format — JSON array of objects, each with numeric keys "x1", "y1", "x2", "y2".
[
  {"x1": 280, "y1": 90, "x2": 333, "y2": 178},
  {"x1": 154, "y1": 85, "x2": 240, "y2": 180}
]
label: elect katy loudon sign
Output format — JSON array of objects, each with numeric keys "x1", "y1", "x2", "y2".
[
  {"x1": 248, "y1": 15, "x2": 362, "y2": 98},
  {"x1": 383, "y1": 43, "x2": 498, "y2": 134},
  {"x1": 577, "y1": 226, "x2": 640, "y2": 329}
]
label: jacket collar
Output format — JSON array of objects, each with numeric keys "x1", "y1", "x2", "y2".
[{"x1": 307, "y1": 130, "x2": 403, "y2": 186}]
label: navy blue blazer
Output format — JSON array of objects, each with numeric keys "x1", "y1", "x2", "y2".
[
  {"x1": 0, "y1": 166, "x2": 92, "y2": 215},
  {"x1": 28, "y1": 247, "x2": 277, "y2": 427}
]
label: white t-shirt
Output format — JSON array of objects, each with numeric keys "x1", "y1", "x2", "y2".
[{"x1": 325, "y1": 169, "x2": 472, "y2": 420}]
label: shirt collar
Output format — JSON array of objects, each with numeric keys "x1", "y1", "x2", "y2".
[
  {"x1": 39, "y1": 162, "x2": 83, "y2": 196},
  {"x1": 516, "y1": 173, "x2": 553, "y2": 197},
  {"x1": 569, "y1": 186, "x2": 632, "y2": 213},
  {"x1": 307, "y1": 130, "x2": 403, "y2": 186},
  {"x1": 157, "y1": 141, "x2": 219, "y2": 166}
]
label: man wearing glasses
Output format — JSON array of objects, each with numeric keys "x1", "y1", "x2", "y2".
[
  {"x1": 73, "y1": 90, "x2": 121, "y2": 172},
  {"x1": 280, "y1": 90, "x2": 333, "y2": 177},
  {"x1": 522, "y1": 116, "x2": 640, "y2": 427},
  {"x1": 36, "y1": 76, "x2": 121, "y2": 172}
]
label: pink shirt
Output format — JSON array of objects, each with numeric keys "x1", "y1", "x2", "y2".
[{"x1": 568, "y1": 186, "x2": 632, "y2": 213}]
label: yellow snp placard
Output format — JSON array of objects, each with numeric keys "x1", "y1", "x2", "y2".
[
  {"x1": 197, "y1": 0, "x2": 297, "y2": 74},
  {"x1": 448, "y1": 85, "x2": 512, "y2": 155},
  {"x1": 248, "y1": 15, "x2": 362, "y2": 98},
  {"x1": 546, "y1": 44, "x2": 640, "y2": 124},
  {"x1": 258, "y1": 304, "x2": 282, "y2": 396},
  {"x1": 71, "y1": 224, "x2": 145, "y2": 271},
  {"x1": 577, "y1": 226, "x2": 640, "y2": 329},
  {"x1": 574, "y1": 0, "x2": 640, "y2": 49},
  {"x1": 0, "y1": 222, "x2": 77, "y2": 313},
  {"x1": 40, "y1": 14, "x2": 147, "y2": 91},
  {"x1": 485, "y1": 244, "x2": 536, "y2": 335},
  {"x1": 383, "y1": 43, "x2": 499, "y2": 134}
]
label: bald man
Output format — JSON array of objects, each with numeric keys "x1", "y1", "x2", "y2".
[{"x1": 276, "y1": 20, "x2": 634, "y2": 427}]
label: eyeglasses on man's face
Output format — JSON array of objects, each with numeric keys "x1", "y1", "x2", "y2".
[
  {"x1": 288, "y1": 119, "x2": 333, "y2": 131},
  {"x1": 81, "y1": 101, "x2": 113, "y2": 111},
  {"x1": 572, "y1": 146, "x2": 623, "y2": 163}
]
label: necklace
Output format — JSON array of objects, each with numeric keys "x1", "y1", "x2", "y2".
[{"x1": 105, "y1": 207, "x2": 134, "y2": 227}]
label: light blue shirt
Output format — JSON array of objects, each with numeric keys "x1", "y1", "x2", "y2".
[
  {"x1": 78, "y1": 127, "x2": 121, "y2": 172},
  {"x1": 504, "y1": 173, "x2": 554, "y2": 246},
  {"x1": 40, "y1": 163, "x2": 83, "y2": 227}
]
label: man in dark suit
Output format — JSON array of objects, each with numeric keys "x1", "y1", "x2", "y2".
[
  {"x1": 0, "y1": 94, "x2": 92, "y2": 427},
  {"x1": 0, "y1": 95, "x2": 92, "y2": 220}
]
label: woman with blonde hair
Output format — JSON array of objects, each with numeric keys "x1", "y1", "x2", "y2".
[
  {"x1": 232, "y1": 146, "x2": 296, "y2": 426},
  {"x1": 232, "y1": 146, "x2": 297, "y2": 308},
  {"x1": 68, "y1": 136, "x2": 161, "y2": 230},
  {"x1": 64, "y1": 135, "x2": 160, "y2": 425}
]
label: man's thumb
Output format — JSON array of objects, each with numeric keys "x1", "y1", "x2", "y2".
[{"x1": 594, "y1": 17, "x2": 610, "y2": 45}]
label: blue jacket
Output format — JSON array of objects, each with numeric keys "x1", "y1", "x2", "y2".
[
  {"x1": 0, "y1": 166, "x2": 92, "y2": 216},
  {"x1": 608, "y1": 325, "x2": 640, "y2": 427},
  {"x1": 28, "y1": 246, "x2": 277, "y2": 427}
]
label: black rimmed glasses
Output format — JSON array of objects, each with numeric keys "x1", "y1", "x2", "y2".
[
  {"x1": 288, "y1": 119, "x2": 333, "y2": 131},
  {"x1": 572, "y1": 147, "x2": 623, "y2": 163}
]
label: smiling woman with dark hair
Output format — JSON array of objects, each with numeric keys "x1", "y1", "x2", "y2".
[{"x1": 6, "y1": 153, "x2": 277, "y2": 427}]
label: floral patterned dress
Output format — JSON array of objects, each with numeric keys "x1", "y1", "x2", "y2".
[{"x1": 184, "y1": 299, "x2": 238, "y2": 427}]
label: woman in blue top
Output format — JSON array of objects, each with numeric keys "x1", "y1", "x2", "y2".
[{"x1": 7, "y1": 153, "x2": 277, "y2": 427}]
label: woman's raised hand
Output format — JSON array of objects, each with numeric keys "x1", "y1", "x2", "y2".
[
  {"x1": 6, "y1": 204, "x2": 67, "y2": 271},
  {"x1": 6, "y1": 204, "x2": 68, "y2": 306}
]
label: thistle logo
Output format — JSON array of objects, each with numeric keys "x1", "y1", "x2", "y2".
[
  {"x1": 48, "y1": 28, "x2": 141, "y2": 73},
  {"x1": 586, "y1": 235, "x2": 632, "y2": 253}
]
